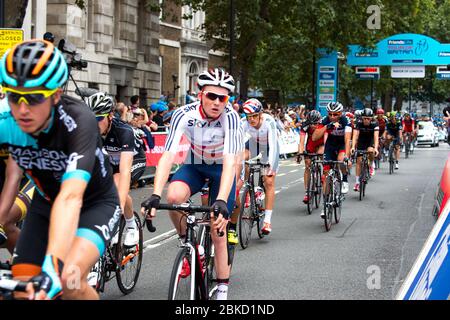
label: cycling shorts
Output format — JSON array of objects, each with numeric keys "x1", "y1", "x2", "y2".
[
  {"x1": 11, "y1": 188, "x2": 121, "y2": 278},
  {"x1": 170, "y1": 164, "x2": 236, "y2": 217},
  {"x1": 14, "y1": 178, "x2": 35, "y2": 222},
  {"x1": 356, "y1": 139, "x2": 374, "y2": 151},
  {"x1": 324, "y1": 143, "x2": 346, "y2": 162},
  {"x1": 245, "y1": 141, "x2": 279, "y2": 173},
  {"x1": 111, "y1": 155, "x2": 147, "y2": 185}
]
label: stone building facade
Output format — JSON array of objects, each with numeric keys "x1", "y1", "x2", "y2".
[
  {"x1": 18, "y1": 0, "x2": 228, "y2": 106},
  {"x1": 23, "y1": 0, "x2": 160, "y2": 107},
  {"x1": 159, "y1": 1, "x2": 227, "y2": 105}
]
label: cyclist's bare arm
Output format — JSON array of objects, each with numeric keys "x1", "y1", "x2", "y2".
[
  {"x1": 345, "y1": 131, "x2": 352, "y2": 157},
  {"x1": 373, "y1": 130, "x2": 380, "y2": 150},
  {"x1": 312, "y1": 125, "x2": 327, "y2": 142},
  {"x1": 46, "y1": 179, "x2": 88, "y2": 260},
  {"x1": 0, "y1": 157, "x2": 22, "y2": 224},
  {"x1": 298, "y1": 133, "x2": 306, "y2": 154},
  {"x1": 117, "y1": 151, "x2": 134, "y2": 210},
  {"x1": 351, "y1": 129, "x2": 360, "y2": 151}
]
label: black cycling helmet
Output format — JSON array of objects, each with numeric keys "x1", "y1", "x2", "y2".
[
  {"x1": 307, "y1": 110, "x2": 322, "y2": 124},
  {"x1": 86, "y1": 92, "x2": 114, "y2": 115}
]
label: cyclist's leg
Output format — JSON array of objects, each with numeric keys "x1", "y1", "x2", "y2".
[
  {"x1": 113, "y1": 172, "x2": 133, "y2": 220},
  {"x1": 167, "y1": 164, "x2": 204, "y2": 236},
  {"x1": 395, "y1": 137, "x2": 401, "y2": 161},
  {"x1": 304, "y1": 157, "x2": 312, "y2": 194},
  {"x1": 11, "y1": 193, "x2": 50, "y2": 298},
  {"x1": 62, "y1": 198, "x2": 121, "y2": 300},
  {"x1": 203, "y1": 164, "x2": 236, "y2": 298}
]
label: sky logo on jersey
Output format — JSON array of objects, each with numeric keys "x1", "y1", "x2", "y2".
[
  {"x1": 66, "y1": 153, "x2": 85, "y2": 172},
  {"x1": 187, "y1": 119, "x2": 222, "y2": 128},
  {"x1": 58, "y1": 106, "x2": 78, "y2": 132}
]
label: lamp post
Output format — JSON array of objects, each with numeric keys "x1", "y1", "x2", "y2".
[{"x1": 172, "y1": 74, "x2": 180, "y2": 103}]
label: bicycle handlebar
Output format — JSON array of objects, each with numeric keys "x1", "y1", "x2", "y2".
[
  {"x1": 158, "y1": 203, "x2": 212, "y2": 213},
  {"x1": 157, "y1": 203, "x2": 224, "y2": 237}
]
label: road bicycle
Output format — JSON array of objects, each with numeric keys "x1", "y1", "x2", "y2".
[
  {"x1": 238, "y1": 158, "x2": 270, "y2": 249},
  {"x1": 319, "y1": 160, "x2": 346, "y2": 232},
  {"x1": 89, "y1": 211, "x2": 144, "y2": 295},
  {"x1": 301, "y1": 153, "x2": 323, "y2": 214},
  {"x1": 355, "y1": 150, "x2": 371, "y2": 201},
  {"x1": 157, "y1": 203, "x2": 222, "y2": 300}
]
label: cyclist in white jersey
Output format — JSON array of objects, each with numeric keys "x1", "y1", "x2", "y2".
[
  {"x1": 141, "y1": 68, "x2": 243, "y2": 300},
  {"x1": 241, "y1": 98, "x2": 280, "y2": 234}
]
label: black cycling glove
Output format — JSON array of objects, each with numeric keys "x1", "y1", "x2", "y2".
[{"x1": 212, "y1": 199, "x2": 229, "y2": 219}]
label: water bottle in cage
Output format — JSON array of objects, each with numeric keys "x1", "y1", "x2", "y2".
[
  {"x1": 255, "y1": 186, "x2": 265, "y2": 208},
  {"x1": 197, "y1": 244, "x2": 206, "y2": 275}
]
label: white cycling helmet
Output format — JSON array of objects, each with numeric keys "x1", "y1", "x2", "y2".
[
  {"x1": 197, "y1": 68, "x2": 235, "y2": 93},
  {"x1": 87, "y1": 92, "x2": 114, "y2": 115},
  {"x1": 326, "y1": 101, "x2": 344, "y2": 113}
]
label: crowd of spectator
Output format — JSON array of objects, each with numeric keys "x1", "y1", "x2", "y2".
[{"x1": 115, "y1": 94, "x2": 310, "y2": 140}]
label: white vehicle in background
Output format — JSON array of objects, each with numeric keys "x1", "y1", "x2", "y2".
[{"x1": 417, "y1": 121, "x2": 440, "y2": 147}]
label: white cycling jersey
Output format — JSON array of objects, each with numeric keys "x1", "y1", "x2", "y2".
[
  {"x1": 164, "y1": 101, "x2": 244, "y2": 163},
  {"x1": 241, "y1": 113, "x2": 280, "y2": 170}
]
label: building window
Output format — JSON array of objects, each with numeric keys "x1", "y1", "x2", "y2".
[{"x1": 188, "y1": 61, "x2": 199, "y2": 93}]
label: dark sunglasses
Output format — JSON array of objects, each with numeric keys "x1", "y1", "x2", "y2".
[
  {"x1": 203, "y1": 91, "x2": 229, "y2": 103},
  {"x1": 328, "y1": 112, "x2": 341, "y2": 117},
  {"x1": 363, "y1": 117, "x2": 372, "y2": 120}
]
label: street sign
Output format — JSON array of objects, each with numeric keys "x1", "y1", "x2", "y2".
[
  {"x1": 355, "y1": 66, "x2": 380, "y2": 80},
  {"x1": 391, "y1": 65, "x2": 425, "y2": 78},
  {"x1": 316, "y1": 49, "x2": 338, "y2": 116},
  {"x1": 436, "y1": 65, "x2": 450, "y2": 80},
  {"x1": 0, "y1": 28, "x2": 23, "y2": 59},
  {"x1": 396, "y1": 198, "x2": 450, "y2": 300}
]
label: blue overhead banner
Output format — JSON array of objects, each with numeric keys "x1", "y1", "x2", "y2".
[
  {"x1": 316, "y1": 49, "x2": 338, "y2": 116},
  {"x1": 348, "y1": 33, "x2": 450, "y2": 66},
  {"x1": 396, "y1": 200, "x2": 450, "y2": 300}
]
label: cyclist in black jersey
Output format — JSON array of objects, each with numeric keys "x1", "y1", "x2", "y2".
[
  {"x1": 87, "y1": 92, "x2": 147, "y2": 246},
  {"x1": 0, "y1": 40, "x2": 120, "y2": 300},
  {"x1": 351, "y1": 108, "x2": 379, "y2": 192}
]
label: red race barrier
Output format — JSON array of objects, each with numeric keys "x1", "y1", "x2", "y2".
[{"x1": 144, "y1": 132, "x2": 190, "y2": 166}]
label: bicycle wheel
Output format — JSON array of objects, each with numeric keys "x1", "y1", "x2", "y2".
[
  {"x1": 168, "y1": 246, "x2": 195, "y2": 300},
  {"x1": 115, "y1": 212, "x2": 143, "y2": 294},
  {"x1": 306, "y1": 169, "x2": 314, "y2": 214},
  {"x1": 256, "y1": 183, "x2": 266, "y2": 239},
  {"x1": 314, "y1": 164, "x2": 322, "y2": 209},
  {"x1": 323, "y1": 176, "x2": 333, "y2": 232},
  {"x1": 359, "y1": 162, "x2": 366, "y2": 201},
  {"x1": 238, "y1": 185, "x2": 254, "y2": 249},
  {"x1": 199, "y1": 225, "x2": 217, "y2": 300},
  {"x1": 334, "y1": 174, "x2": 342, "y2": 224}
]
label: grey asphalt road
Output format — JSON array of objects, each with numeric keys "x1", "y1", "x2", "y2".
[
  {"x1": 99, "y1": 143, "x2": 449, "y2": 300},
  {"x1": 1, "y1": 144, "x2": 447, "y2": 300}
]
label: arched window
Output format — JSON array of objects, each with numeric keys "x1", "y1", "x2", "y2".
[{"x1": 188, "y1": 61, "x2": 199, "y2": 93}]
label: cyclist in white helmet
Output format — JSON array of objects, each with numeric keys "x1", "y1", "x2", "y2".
[
  {"x1": 141, "y1": 68, "x2": 243, "y2": 300},
  {"x1": 313, "y1": 102, "x2": 352, "y2": 218},
  {"x1": 240, "y1": 98, "x2": 280, "y2": 235}
]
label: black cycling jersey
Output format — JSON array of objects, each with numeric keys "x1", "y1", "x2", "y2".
[
  {"x1": 355, "y1": 119, "x2": 379, "y2": 148},
  {"x1": 322, "y1": 115, "x2": 352, "y2": 147},
  {"x1": 386, "y1": 120, "x2": 403, "y2": 137},
  {"x1": 103, "y1": 117, "x2": 145, "y2": 168},
  {"x1": 0, "y1": 95, "x2": 116, "y2": 204}
]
